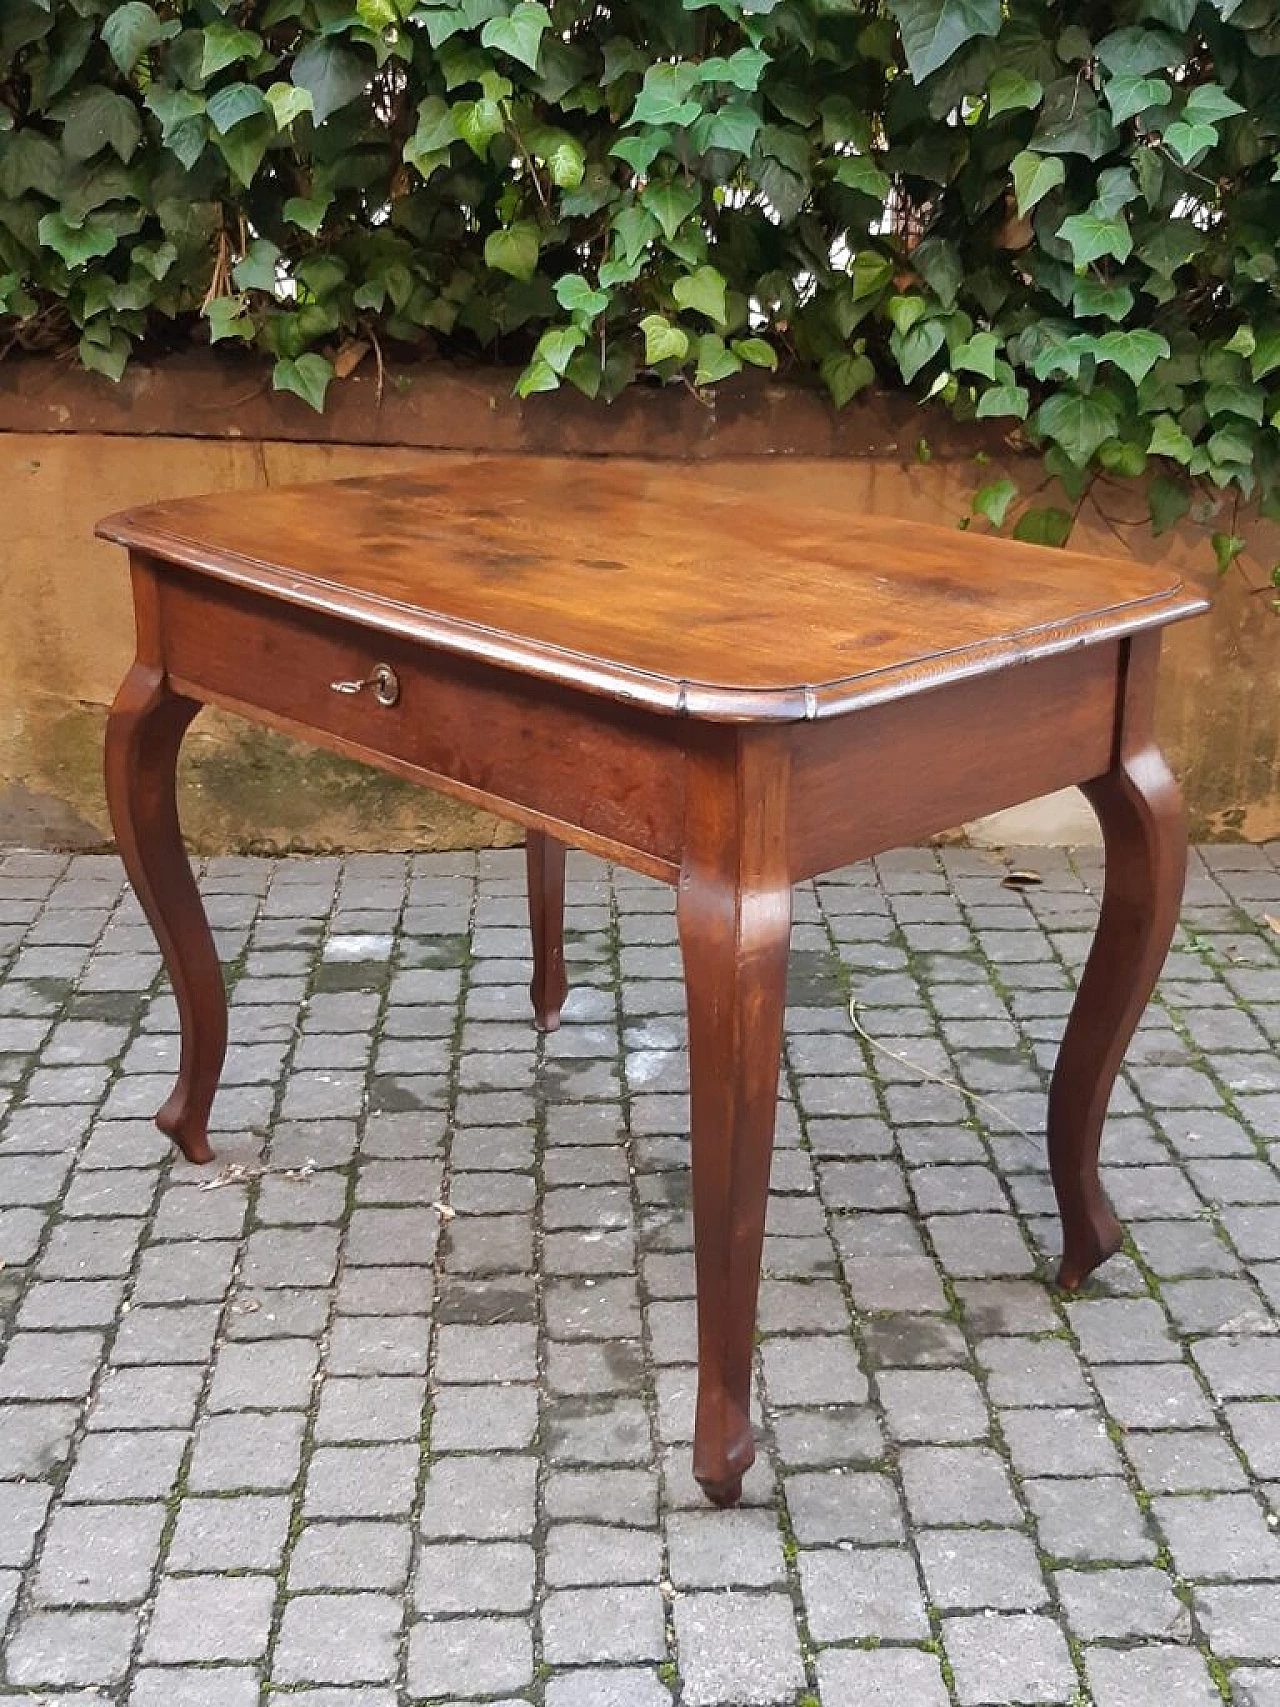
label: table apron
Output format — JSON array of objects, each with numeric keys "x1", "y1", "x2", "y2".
[
  {"x1": 787, "y1": 641, "x2": 1123, "y2": 879},
  {"x1": 155, "y1": 570, "x2": 686, "y2": 880}
]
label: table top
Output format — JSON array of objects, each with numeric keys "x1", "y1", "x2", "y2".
[{"x1": 100, "y1": 455, "x2": 1207, "y2": 721}]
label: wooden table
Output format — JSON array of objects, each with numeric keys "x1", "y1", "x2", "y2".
[{"x1": 99, "y1": 456, "x2": 1207, "y2": 1506}]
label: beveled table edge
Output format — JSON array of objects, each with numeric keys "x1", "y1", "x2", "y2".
[{"x1": 98, "y1": 507, "x2": 1209, "y2": 725}]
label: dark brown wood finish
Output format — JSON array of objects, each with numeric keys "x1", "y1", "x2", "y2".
[{"x1": 99, "y1": 457, "x2": 1208, "y2": 1507}]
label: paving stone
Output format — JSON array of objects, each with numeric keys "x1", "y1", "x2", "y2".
[
  {"x1": 1025, "y1": 1476, "x2": 1156, "y2": 1563},
  {"x1": 1084, "y1": 1645, "x2": 1222, "y2": 1707},
  {"x1": 784, "y1": 1468, "x2": 903, "y2": 1544},
  {"x1": 545, "y1": 1524, "x2": 663, "y2": 1587},
  {"x1": 544, "y1": 1671, "x2": 672, "y2": 1707},
  {"x1": 1154, "y1": 1493, "x2": 1280, "y2": 1579},
  {"x1": 816, "y1": 1647, "x2": 950, "y2": 1707},
  {"x1": 943, "y1": 1611, "x2": 1077, "y2": 1705},
  {"x1": 541, "y1": 1586, "x2": 666, "y2": 1665},
  {"x1": 6, "y1": 1608, "x2": 138, "y2": 1685},
  {"x1": 406, "y1": 1615, "x2": 534, "y2": 1697},
  {"x1": 33, "y1": 1503, "x2": 166, "y2": 1605},
  {"x1": 798, "y1": 1545, "x2": 930, "y2": 1640},
  {"x1": 672, "y1": 1591, "x2": 803, "y2": 1706},
  {"x1": 168, "y1": 1496, "x2": 292, "y2": 1573},
  {"x1": 418, "y1": 1454, "x2": 537, "y2": 1539},
  {"x1": 142, "y1": 1574, "x2": 276, "y2": 1663},
  {"x1": 665, "y1": 1508, "x2": 784, "y2": 1587},
  {"x1": 1055, "y1": 1565, "x2": 1190, "y2": 1639},
  {"x1": 919, "y1": 1527, "x2": 1048, "y2": 1610},
  {"x1": 273, "y1": 1594, "x2": 401, "y2": 1684},
  {"x1": 900, "y1": 1445, "x2": 1022, "y2": 1525},
  {"x1": 1196, "y1": 1583, "x2": 1280, "y2": 1659},
  {"x1": 129, "y1": 1667, "x2": 262, "y2": 1707}
]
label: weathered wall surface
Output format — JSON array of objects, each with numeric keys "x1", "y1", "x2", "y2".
[{"x1": 1, "y1": 357, "x2": 1276, "y2": 849}]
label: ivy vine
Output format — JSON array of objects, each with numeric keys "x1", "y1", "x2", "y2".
[{"x1": 2, "y1": 0, "x2": 1280, "y2": 575}]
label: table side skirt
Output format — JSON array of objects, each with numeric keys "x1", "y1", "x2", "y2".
[
  {"x1": 785, "y1": 641, "x2": 1123, "y2": 881},
  {"x1": 149, "y1": 559, "x2": 686, "y2": 881}
]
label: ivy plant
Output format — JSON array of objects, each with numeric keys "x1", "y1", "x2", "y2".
[{"x1": 2, "y1": 0, "x2": 1280, "y2": 569}]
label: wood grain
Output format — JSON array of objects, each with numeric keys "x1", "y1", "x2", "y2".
[{"x1": 99, "y1": 458, "x2": 1206, "y2": 722}]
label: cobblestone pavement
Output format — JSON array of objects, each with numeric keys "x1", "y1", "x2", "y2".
[{"x1": 0, "y1": 842, "x2": 1279, "y2": 1707}]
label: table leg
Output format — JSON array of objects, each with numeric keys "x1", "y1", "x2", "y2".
[
  {"x1": 104, "y1": 663, "x2": 226, "y2": 1164},
  {"x1": 526, "y1": 830, "x2": 568, "y2": 1031},
  {"x1": 1049, "y1": 740, "x2": 1187, "y2": 1289},
  {"x1": 678, "y1": 815, "x2": 791, "y2": 1507}
]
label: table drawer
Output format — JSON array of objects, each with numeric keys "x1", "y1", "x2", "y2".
[{"x1": 156, "y1": 568, "x2": 685, "y2": 874}]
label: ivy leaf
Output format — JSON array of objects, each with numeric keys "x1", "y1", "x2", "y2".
[
  {"x1": 1010, "y1": 150, "x2": 1065, "y2": 217},
  {"x1": 628, "y1": 63, "x2": 701, "y2": 128},
  {"x1": 205, "y1": 83, "x2": 268, "y2": 135},
  {"x1": 694, "y1": 103, "x2": 761, "y2": 156},
  {"x1": 835, "y1": 155, "x2": 891, "y2": 199},
  {"x1": 1073, "y1": 278, "x2": 1134, "y2": 321},
  {"x1": 731, "y1": 337, "x2": 777, "y2": 370},
  {"x1": 1164, "y1": 120, "x2": 1217, "y2": 165},
  {"x1": 975, "y1": 384, "x2": 1030, "y2": 419},
  {"x1": 453, "y1": 97, "x2": 504, "y2": 158},
  {"x1": 543, "y1": 136, "x2": 585, "y2": 190},
  {"x1": 530, "y1": 323, "x2": 586, "y2": 375},
  {"x1": 201, "y1": 21, "x2": 263, "y2": 79},
  {"x1": 1251, "y1": 330, "x2": 1280, "y2": 382},
  {"x1": 640, "y1": 314, "x2": 689, "y2": 365},
  {"x1": 554, "y1": 274, "x2": 609, "y2": 321},
  {"x1": 849, "y1": 251, "x2": 894, "y2": 300},
  {"x1": 36, "y1": 210, "x2": 117, "y2": 266},
  {"x1": 408, "y1": 96, "x2": 457, "y2": 158},
  {"x1": 1058, "y1": 210, "x2": 1133, "y2": 266},
  {"x1": 232, "y1": 238, "x2": 282, "y2": 293},
  {"x1": 1013, "y1": 506, "x2": 1073, "y2": 546},
  {"x1": 951, "y1": 331, "x2": 999, "y2": 379},
  {"x1": 1089, "y1": 327, "x2": 1169, "y2": 384},
  {"x1": 641, "y1": 180, "x2": 701, "y2": 242},
  {"x1": 205, "y1": 294, "x2": 255, "y2": 342},
  {"x1": 1096, "y1": 25, "x2": 1181, "y2": 76},
  {"x1": 888, "y1": 0, "x2": 1001, "y2": 84},
  {"x1": 1105, "y1": 75, "x2": 1171, "y2": 124},
  {"x1": 514, "y1": 357, "x2": 558, "y2": 397},
  {"x1": 1212, "y1": 531, "x2": 1246, "y2": 576},
  {"x1": 102, "y1": 2, "x2": 176, "y2": 74},
  {"x1": 1148, "y1": 413, "x2": 1194, "y2": 462},
  {"x1": 973, "y1": 477, "x2": 1018, "y2": 527},
  {"x1": 265, "y1": 82, "x2": 314, "y2": 131},
  {"x1": 890, "y1": 318, "x2": 945, "y2": 383},
  {"x1": 697, "y1": 48, "x2": 769, "y2": 91},
  {"x1": 1205, "y1": 381, "x2": 1264, "y2": 423},
  {"x1": 694, "y1": 333, "x2": 743, "y2": 385},
  {"x1": 672, "y1": 265, "x2": 728, "y2": 326},
  {"x1": 60, "y1": 86, "x2": 142, "y2": 163},
  {"x1": 291, "y1": 38, "x2": 369, "y2": 126},
  {"x1": 822, "y1": 350, "x2": 875, "y2": 407},
  {"x1": 987, "y1": 69, "x2": 1042, "y2": 118},
  {"x1": 1034, "y1": 391, "x2": 1121, "y2": 465},
  {"x1": 484, "y1": 221, "x2": 540, "y2": 281},
  {"x1": 1183, "y1": 83, "x2": 1245, "y2": 125},
  {"x1": 481, "y1": 2, "x2": 551, "y2": 71},
  {"x1": 79, "y1": 324, "x2": 131, "y2": 383},
  {"x1": 0, "y1": 129, "x2": 62, "y2": 197},
  {"x1": 273, "y1": 353, "x2": 335, "y2": 413}
]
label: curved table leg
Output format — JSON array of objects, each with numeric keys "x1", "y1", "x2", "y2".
[
  {"x1": 1049, "y1": 743, "x2": 1187, "y2": 1289},
  {"x1": 679, "y1": 865, "x2": 791, "y2": 1507},
  {"x1": 526, "y1": 829, "x2": 568, "y2": 1031},
  {"x1": 104, "y1": 663, "x2": 226, "y2": 1165}
]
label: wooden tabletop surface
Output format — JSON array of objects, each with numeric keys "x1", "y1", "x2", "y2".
[{"x1": 100, "y1": 456, "x2": 1207, "y2": 722}]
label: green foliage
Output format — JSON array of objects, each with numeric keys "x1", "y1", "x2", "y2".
[{"x1": 1, "y1": 0, "x2": 1279, "y2": 559}]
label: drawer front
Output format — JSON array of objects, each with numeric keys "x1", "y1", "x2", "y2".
[{"x1": 157, "y1": 569, "x2": 685, "y2": 873}]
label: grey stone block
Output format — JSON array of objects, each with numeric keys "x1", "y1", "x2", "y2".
[
  {"x1": 272, "y1": 1593, "x2": 401, "y2": 1684},
  {"x1": 413, "y1": 1541, "x2": 535, "y2": 1613},
  {"x1": 672, "y1": 1591, "x2": 803, "y2": 1707},
  {"x1": 34, "y1": 1502, "x2": 165, "y2": 1605},
  {"x1": 943, "y1": 1612, "x2": 1076, "y2": 1706},
  {"x1": 142, "y1": 1574, "x2": 275, "y2": 1663},
  {"x1": 798, "y1": 1545, "x2": 930, "y2": 1641},
  {"x1": 406, "y1": 1614, "x2": 533, "y2": 1697}
]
